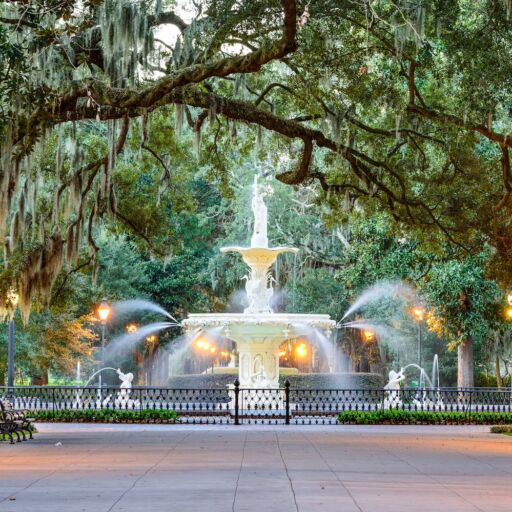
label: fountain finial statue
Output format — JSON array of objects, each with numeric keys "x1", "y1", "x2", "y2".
[{"x1": 251, "y1": 175, "x2": 268, "y2": 248}]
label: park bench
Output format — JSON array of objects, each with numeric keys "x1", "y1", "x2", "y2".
[{"x1": 0, "y1": 399, "x2": 35, "y2": 443}]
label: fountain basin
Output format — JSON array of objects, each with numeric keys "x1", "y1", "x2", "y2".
[
  {"x1": 221, "y1": 246, "x2": 298, "y2": 269},
  {"x1": 183, "y1": 313, "x2": 335, "y2": 388}
]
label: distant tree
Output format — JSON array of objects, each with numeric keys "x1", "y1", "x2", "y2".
[{"x1": 421, "y1": 256, "x2": 502, "y2": 387}]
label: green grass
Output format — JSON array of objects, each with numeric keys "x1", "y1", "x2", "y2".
[
  {"x1": 490, "y1": 425, "x2": 512, "y2": 434},
  {"x1": 337, "y1": 409, "x2": 512, "y2": 425},
  {"x1": 32, "y1": 408, "x2": 179, "y2": 423}
]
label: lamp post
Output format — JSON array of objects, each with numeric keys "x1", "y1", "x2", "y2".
[
  {"x1": 96, "y1": 298, "x2": 111, "y2": 390},
  {"x1": 6, "y1": 289, "x2": 19, "y2": 390},
  {"x1": 145, "y1": 334, "x2": 157, "y2": 386},
  {"x1": 411, "y1": 306, "x2": 425, "y2": 369}
]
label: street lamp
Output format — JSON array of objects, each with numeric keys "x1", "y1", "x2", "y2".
[
  {"x1": 295, "y1": 342, "x2": 308, "y2": 358},
  {"x1": 96, "y1": 298, "x2": 111, "y2": 389},
  {"x1": 410, "y1": 306, "x2": 426, "y2": 368},
  {"x1": 362, "y1": 330, "x2": 375, "y2": 343},
  {"x1": 6, "y1": 289, "x2": 19, "y2": 389},
  {"x1": 126, "y1": 323, "x2": 138, "y2": 333}
]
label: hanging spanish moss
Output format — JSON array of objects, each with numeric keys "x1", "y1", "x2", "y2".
[
  {"x1": 503, "y1": 0, "x2": 512, "y2": 20},
  {"x1": 208, "y1": 102, "x2": 217, "y2": 126},
  {"x1": 395, "y1": 114, "x2": 401, "y2": 141},
  {"x1": 230, "y1": 121, "x2": 238, "y2": 142},
  {"x1": 175, "y1": 104, "x2": 185, "y2": 136},
  {"x1": 234, "y1": 74, "x2": 248, "y2": 100},
  {"x1": 0, "y1": 230, "x2": 64, "y2": 323},
  {"x1": 98, "y1": 0, "x2": 154, "y2": 85},
  {"x1": 256, "y1": 125, "x2": 264, "y2": 151},
  {"x1": 193, "y1": 128, "x2": 202, "y2": 160},
  {"x1": 391, "y1": 0, "x2": 427, "y2": 53}
]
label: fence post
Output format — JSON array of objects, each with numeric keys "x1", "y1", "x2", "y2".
[
  {"x1": 285, "y1": 379, "x2": 290, "y2": 425},
  {"x1": 234, "y1": 379, "x2": 240, "y2": 425},
  {"x1": 52, "y1": 387, "x2": 56, "y2": 418}
]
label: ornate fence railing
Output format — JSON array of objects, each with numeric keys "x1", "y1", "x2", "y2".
[{"x1": 1, "y1": 382, "x2": 512, "y2": 425}]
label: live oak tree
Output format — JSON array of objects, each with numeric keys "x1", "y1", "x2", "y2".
[{"x1": 3, "y1": 1, "x2": 512, "y2": 386}]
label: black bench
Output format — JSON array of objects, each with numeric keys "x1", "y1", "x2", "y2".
[{"x1": 0, "y1": 399, "x2": 35, "y2": 443}]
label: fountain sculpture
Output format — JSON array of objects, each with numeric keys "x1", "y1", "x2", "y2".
[
  {"x1": 182, "y1": 176, "x2": 335, "y2": 388},
  {"x1": 73, "y1": 367, "x2": 140, "y2": 410},
  {"x1": 383, "y1": 356, "x2": 444, "y2": 410}
]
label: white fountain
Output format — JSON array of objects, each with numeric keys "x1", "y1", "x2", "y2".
[{"x1": 182, "y1": 176, "x2": 335, "y2": 389}]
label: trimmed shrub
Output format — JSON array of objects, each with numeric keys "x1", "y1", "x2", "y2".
[
  {"x1": 490, "y1": 425, "x2": 512, "y2": 434},
  {"x1": 33, "y1": 409, "x2": 179, "y2": 423},
  {"x1": 168, "y1": 372, "x2": 383, "y2": 389},
  {"x1": 283, "y1": 372, "x2": 383, "y2": 389},
  {"x1": 338, "y1": 409, "x2": 512, "y2": 425}
]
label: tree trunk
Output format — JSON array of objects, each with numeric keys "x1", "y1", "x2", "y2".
[
  {"x1": 134, "y1": 349, "x2": 145, "y2": 385},
  {"x1": 457, "y1": 337, "x2": 474, "y2": 388},
  {"x1": 32, "y1": 371, "x2": 48, "y2": 386},
  {"x1": 496, "y1": 355, "x2": 503, "y2": 389}
]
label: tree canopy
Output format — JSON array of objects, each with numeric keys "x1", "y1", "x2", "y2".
[
  {"x1": 3, "y1": 0, "x2": 512, "y2": 317},
  {"x1": 3, "y1": 1, "x2": 512, "y2": 386}
]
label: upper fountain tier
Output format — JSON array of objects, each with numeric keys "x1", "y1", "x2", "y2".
[{"x1": 221, "y1": 176, "x2": 298, "y2": 314}]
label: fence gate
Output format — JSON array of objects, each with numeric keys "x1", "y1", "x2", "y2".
[{"x1": 238, "y1": 386, "x2": 289, "y2": 425}]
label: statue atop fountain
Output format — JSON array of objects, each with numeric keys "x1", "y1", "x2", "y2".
[
  {"x1": 222, "y1": 176, "x2": 298, "y2": 315},
  {"x1": 251, "y1": 175, "x2": 268, "y2": 248}
]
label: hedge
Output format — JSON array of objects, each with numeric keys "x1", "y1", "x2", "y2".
[
  {"x1": 337, "y1": 409, "x2": 512, "y2": 425},
  {"x1": 168, "y1": 372, "x2": 383, "y2": 389},
  {"x1": 490, "y1": 425, "x2": 512, "y2": 434},
  {"x1": 32, "y1": 409, "x2": 179, "y2": 423}
]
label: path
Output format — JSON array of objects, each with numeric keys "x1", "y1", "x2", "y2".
[{"x1": 0, "y1": 424, "x2": 510, "y2": 511}]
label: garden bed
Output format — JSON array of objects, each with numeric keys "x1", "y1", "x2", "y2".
[
  {"x1": 32, "y1": 409, "x2": 179, "y2": 424},
  {"x1": 337, "y1": 409, "x2": 512, "y2": 425},
  {"x1": 490, "y1": 425, "x2": 512, "y2": 434}
]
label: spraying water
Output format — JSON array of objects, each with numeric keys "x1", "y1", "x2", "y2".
[
  {"x1": 341, "y1": 280, "x2": 415, "y2": 320},
  {"x1": 167, "y1": 326, "x2": 225, "y2": 376},
  {"x1": 113, "y1": 299, "x2": 180, "y2": 324},
  {"x1": 83, "y1": 367, "x2": 118, "y2": 387},
  {"x1": 105, "y1": 322, "x2": 176, "y2": 357},
  {"x1": 432, "y1": 354, "x2": 439, "y2": 389},
  {"x1": 341, "y1": 319, "x2": 411, "y2": 353},
  {"x1": 402, "y1": 363, "x2": 434, "y2": 388}
]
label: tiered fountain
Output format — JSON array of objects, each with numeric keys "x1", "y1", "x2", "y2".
[{"x1": 182, "y1": 176, "x2": 335, "y2": 389}]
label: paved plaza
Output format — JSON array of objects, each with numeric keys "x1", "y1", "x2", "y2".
[{"x1": 0, "y1": 423, "x2": 511, "y2": 511}]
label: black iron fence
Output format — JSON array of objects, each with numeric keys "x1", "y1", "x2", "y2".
[{"x1": 1, "y1": 382, "x2": 512, "y2": 425}]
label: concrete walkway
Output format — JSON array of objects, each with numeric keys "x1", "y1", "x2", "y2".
[{"x1": 0, "y1": 424, "x2": 511, "y2": 511}]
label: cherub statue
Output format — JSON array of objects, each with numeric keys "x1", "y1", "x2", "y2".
[
  {"x1": 117, "y1": 368, "x2": 134, "y2": 390},
  {"x1": 383, "y1": 368, "x2": 405, "y2": 409},
  {"x1": 115, "y1": 369, "x2": 139, "y2": 409}
]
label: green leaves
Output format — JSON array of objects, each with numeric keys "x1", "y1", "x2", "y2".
[
  {"x1": 32, "y1": 408, "x2": 179, "y2": 423},
  {"x1": 420, "y1": 253, "x2": 502, "y2": 346},
  {"x1": 338, "y1": 409, "x2": 512, "y2": 425}
]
